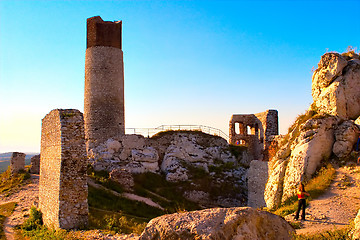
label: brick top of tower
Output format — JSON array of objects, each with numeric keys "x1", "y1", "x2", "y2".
[{"x1": 87, "y1": 16, "x2": 122, "y2": 49}]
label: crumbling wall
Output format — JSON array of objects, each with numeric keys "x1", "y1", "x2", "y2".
[
  {"x1": 84, "y1": 16, "x2": 125, "y2": 150},
  {"x1": 30, "y1": 154, "x2": 40, "y2": 174},
  {"x1": 10, "y1": 152, "x2": 25, "y2": 174},
  {"x1": 229, "y1": 109, "x2": 278, "y2": 161},
  {"x1": 39, "y1": 109, "x2": 88, "y2": 229}
]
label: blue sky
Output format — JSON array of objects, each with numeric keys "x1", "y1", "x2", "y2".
[{"x1": 0, "y1": 0, "x2": 359, "y2": 153}]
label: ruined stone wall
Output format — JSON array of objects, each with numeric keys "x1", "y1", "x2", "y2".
[
  {"x1": 84, "y1": 16, "x2": 124, "y2": 150},
  {"x1": 254, "y1": 109, "x2": 278, "y2": 140},
  {"x1": 30, "y1": 154, "x2": 40, "y2": 174},
  {"x1": 247, "y1": 160, "x2": 269, "y2": 208},
  {"x1": 229, "y1": 109, "x2": 279, "y2": 161},
  {"x1": 39, "y1": 109, "x2": 88, "y2": 229},
  {"x1": 229, "y1": 114, "x2": 264, "y2": 160},
  {"x1": 10, "y1": 152, "x2": 25, "y2": 174}
]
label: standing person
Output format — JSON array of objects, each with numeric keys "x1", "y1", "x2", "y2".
[{"x1": 294, "y1": 183, "x2": 310, "y2": 221}]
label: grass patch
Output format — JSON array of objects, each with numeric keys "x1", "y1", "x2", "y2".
[
  {"x1": 88, "y1": 207, "x2": 146, "y2": 234},
  {"x1": 88, "y1": 167, "x2": 124, "y2": 194},
  {"x1": 133, "y1": 172, "x2": 201, "y2": 213},
  {"x1": 19, "y1": 205, "x2": 145, "y2": 238},
  {"x1": 21, "y1": 226, "x2": 68, "y2": 240},
  {"x1": 272, "y1": 164, "x2": 336, "y2": 217},
  {"x1": 0, "y1": 168, "x2": 31, "y2": 196},
  {"x1": 151, "y1": 129, "x2": 223, "y2": 141},
  {"x1": 228, "y1": 145, "x2": 247, "y2": 159},
  {"x1": 293, "y1": 227, "x2": 351, "y2": 239},
  {"x1": 306, "y1": 163, "x2": 336, "y2": 199},
  {"x1": 88, "y1": 185, "x2": 164, "y2": 220},
  {"x1": 0, "y1": 202, "x2": 16, "y2": 239}
]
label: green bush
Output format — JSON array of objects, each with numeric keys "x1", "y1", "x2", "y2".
[{"x1": 22, "y1": 207, "x2": 43, "y2": 231}]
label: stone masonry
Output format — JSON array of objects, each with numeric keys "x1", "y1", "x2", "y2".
[
  {"x1": 39, "y1": 109, "x2": 88, "y2": 229},
  {"x1": 10, "y1": 152, "x2": 25, "y2": 174},
  {"x1": 229, "y1": 109, "x2": 278, "y2": 160},
  {"x1": 30, "y1": 154, "x2": 40, "y2": 174},
  {"x1": 84, "y1": 16, "x2": 125, "y2": 150}
]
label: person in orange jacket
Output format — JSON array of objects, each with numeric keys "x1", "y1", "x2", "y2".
[{"x1": 294, "y1": 183, "x2": 310, "y2": 221}]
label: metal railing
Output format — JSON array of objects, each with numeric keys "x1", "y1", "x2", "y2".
[{"x1": 125, "y1": 125, "x2": 229, "y2": 142}]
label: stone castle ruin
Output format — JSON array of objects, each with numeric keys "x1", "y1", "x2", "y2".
[
  {"x1": 84, "y1": 16, "x2": 125, "y2": 150},
  {"x1": 229, "y1": 110, "x2": 278, "y2": 161},
  {"x1": 39, "y1": 109, "x2": 88, "y2": 229},
  {"x1": 37, "y1": 16, "x2": 280, "y2": 230}
]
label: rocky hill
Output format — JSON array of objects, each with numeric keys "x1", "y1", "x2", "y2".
[
  {"x1": 89, "y1": 130, "x2": 249, "y2": 208},
  {"x1": 265, "y1": 51, "x2": 360, "y2": 210}
]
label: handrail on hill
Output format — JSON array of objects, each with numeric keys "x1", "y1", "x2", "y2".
[{"x1": 125, "y1": 125, "x2": 229, "y2": 142}]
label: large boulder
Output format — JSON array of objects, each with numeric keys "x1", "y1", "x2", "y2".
[
  {"x1": 139, "y1": 207, "x2": 294, "y2": 240},
  {"x1": 333, "y1": 120, "x2": 360, "y2": 158},
  {"x1": 312, "y1": 53, "x2": 360, "y2": 119}
]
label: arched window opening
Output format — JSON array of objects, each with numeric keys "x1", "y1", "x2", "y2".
[
  {"x1": 235, "y1": 123, "x2": 240, "y2": 134},
  {"x1": 247, "y1": 125, "x2": 251, "y2": 135}
]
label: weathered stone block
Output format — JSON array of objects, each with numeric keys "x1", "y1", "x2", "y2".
[
  {"x1": 30, "y1": 154, "x2": 40, "y2": 174},
  {"x1": 39, "y1": 109, "x2": 88, "y2": 229},
  {"x1": 10, "y1": 152, "x2": 25, "y2": 174}
]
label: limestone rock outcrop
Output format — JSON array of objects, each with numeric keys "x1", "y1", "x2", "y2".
[
  {"x1": 139, "y1": 207, "x2": 294, "y2": 240},
  {"x1": 312, "y1": 52, "x2": 360, "y2": 119},
  {"x1": 333, "y1": 120, "x2": 360, "y2": 158},
  {"x1": 109, "y1": 168, "x2": 135, "y2": 191},
  {"x1": 265, "y1": 51, "x2": 360, "y2": 209},
  {"x1": 265, "y1": 116, "x2": 338, "y2": 209},
  {"x1": 160, "y1": 134, "x2": 235, "y2": 182},
  {"x1": 88, "y1": 131, "x2": 248, "y2": 207}
]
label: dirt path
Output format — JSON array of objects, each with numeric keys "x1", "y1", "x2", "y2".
[
  {"x1": 286, "y1": 165, "x2": 360, "y2": 235},
  {"x1": 0, "y1": 174, "x2": 39, "y2": 240}
]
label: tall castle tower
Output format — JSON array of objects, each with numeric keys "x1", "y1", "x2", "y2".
[{"x1": 84, "y1": 16, "x2": 125, "y2": 149}]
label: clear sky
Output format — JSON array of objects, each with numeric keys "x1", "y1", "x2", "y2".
[{"x1": 0, "y1": 0, "x2": 359, "y2": 153}]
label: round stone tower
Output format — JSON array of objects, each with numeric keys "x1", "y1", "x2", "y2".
[{"x1": 84, "y1": 16, "x2": 125, "y2": 149}]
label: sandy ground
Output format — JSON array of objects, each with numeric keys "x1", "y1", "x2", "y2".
[{"x1": 285, "y1": 165, "x2": 360, "y2": 235}]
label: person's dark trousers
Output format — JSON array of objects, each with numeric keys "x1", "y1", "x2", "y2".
[{"x1": 295, "y1": 199, "x2": 306, "y2": 220}]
